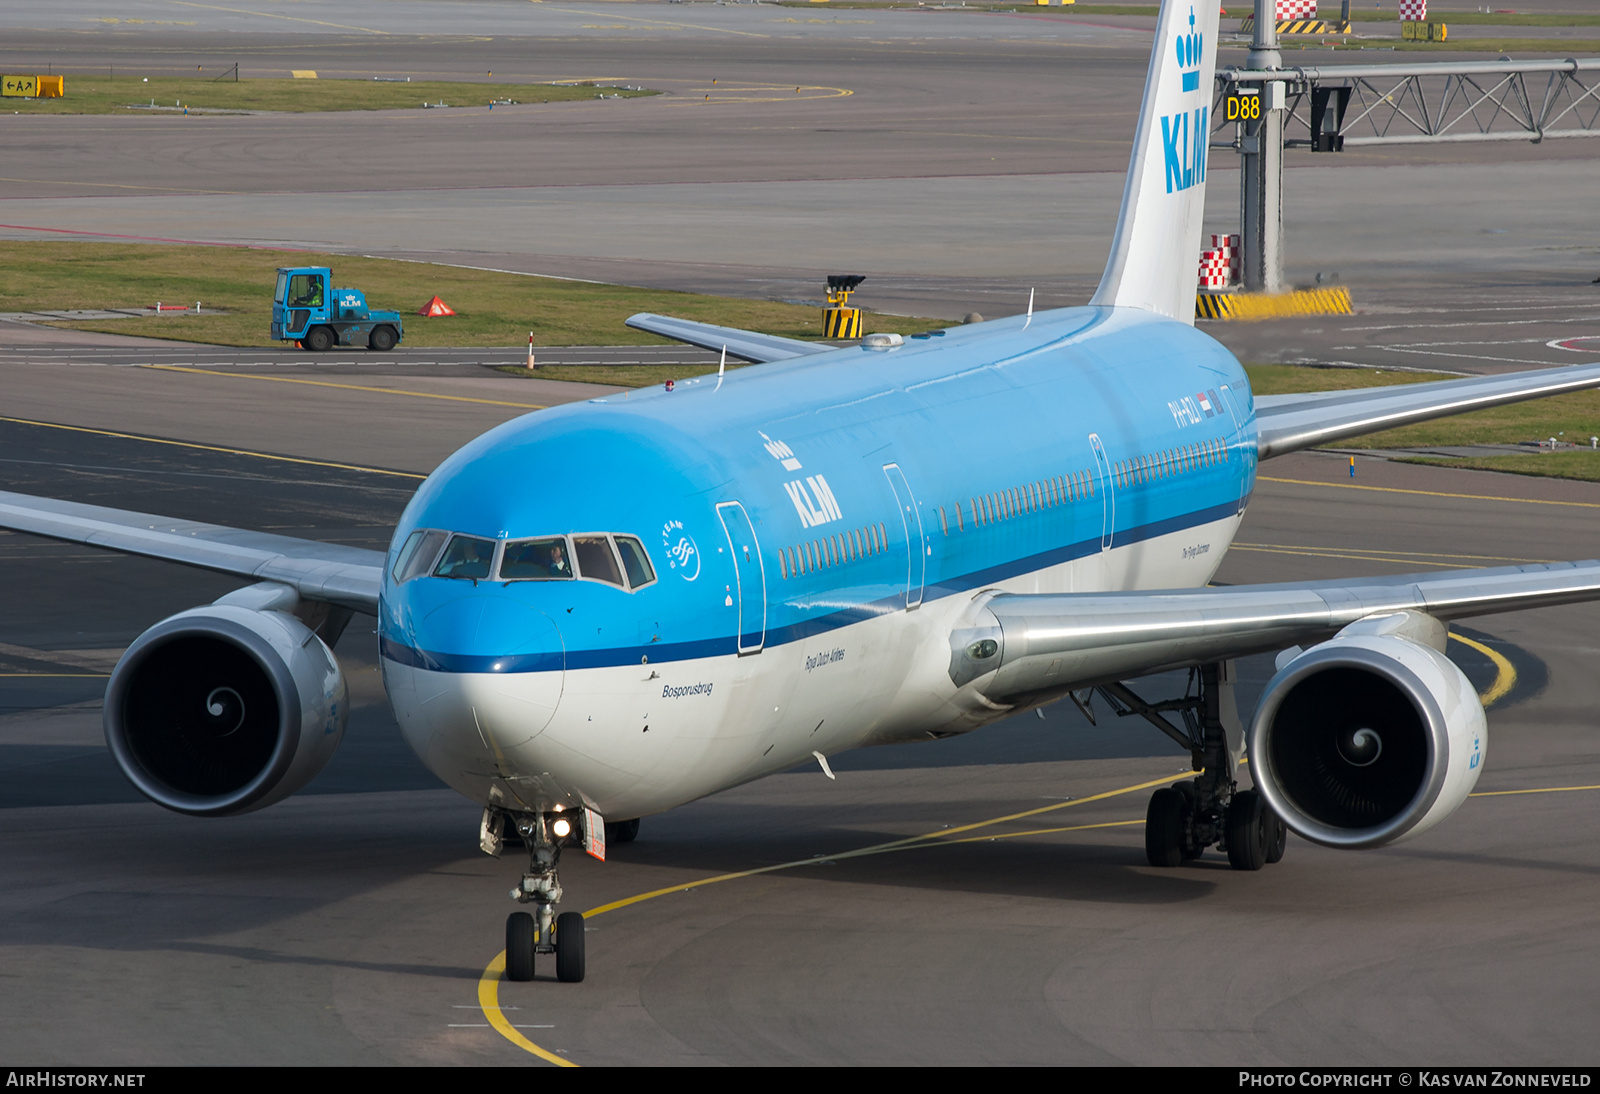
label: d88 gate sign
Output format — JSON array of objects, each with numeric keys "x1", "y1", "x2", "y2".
[{"x1": 1225, "y1": 89, "x2": 1261, "y2": 122}]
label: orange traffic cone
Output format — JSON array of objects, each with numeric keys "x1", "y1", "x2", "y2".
[{"x1": 419, "y1": 295, "x2": 456, "y2": 317}]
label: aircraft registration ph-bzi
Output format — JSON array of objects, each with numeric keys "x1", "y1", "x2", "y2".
[{"x1": 6, "y1": 0, "x2": 1600, "y2": 985}]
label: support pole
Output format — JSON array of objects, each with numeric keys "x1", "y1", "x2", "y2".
[{"x1": 1242, "y1": 0, "x2": 1284, "y2": 292}]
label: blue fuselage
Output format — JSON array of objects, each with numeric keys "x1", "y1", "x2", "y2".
[{"x1": 377, "y1": 305, "x2": 1257, "y2": 816}]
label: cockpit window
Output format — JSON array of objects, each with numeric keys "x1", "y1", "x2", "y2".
[
  {"x1": 433, "y1": 534, "x2": 496, "y2": 580},
  {"x1": 614, "y1": 536, "x2": 656, "y2": 589},
  {"x1": 500, "y1": 537, "x2": 575, "y2": 580},
  {"x1": 392, "y1": 528, "x2": 449, "y2": 584},
  {"x1": 573, "y1": 535, "x2": 624, "y2": 587}
]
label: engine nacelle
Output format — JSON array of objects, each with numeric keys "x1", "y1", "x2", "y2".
[
  {"x1": 1248, "y1": 627, "x2": 1485, "y2": 849},
  {"x1": 104, "y1": 604, "x2": 348, "y2": 816}
]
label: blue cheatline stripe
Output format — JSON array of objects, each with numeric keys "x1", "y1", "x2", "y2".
[{"x1": 380, "y1": 496, "x2": 1248, "y2": 675}]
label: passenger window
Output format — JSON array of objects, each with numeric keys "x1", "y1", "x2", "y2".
[
  {"x1": 573, "y1": 535, "x2": 624, "y2": 587},
  {"x1": 501, "y1": 536, "x2": 575, "y2": 580},
  {"x1": 434, "y1": 535, "x2": 496, "y2": 580},
  {"x1": 614, "y1": 536, "x2": 656, "y2": 589},
  {"x1": 392, "y1": 528, "x2": 449, "y2": 584}
]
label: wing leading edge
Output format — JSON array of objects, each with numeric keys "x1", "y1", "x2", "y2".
[
  {"x1": 953, "y1": 560, "x2": 1600, "y2": 702},
  {"x1": 625, "y1": 313, "x2": 832, "y2": 364},
  {"x1": 1256, "y1": 361, "x2": 1600, "y2": 459},
  {"x1": 0, "y1": 490, "x2": 383, "y2": 614}
]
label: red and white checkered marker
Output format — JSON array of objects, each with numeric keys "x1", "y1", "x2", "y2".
[
  {"x1": 1398, "y1": 0, "x2": 1426, "y2": 19},
  {"x1": 1198, "y1": 245, "x2": 1239, "y2": 289},
  {"x1": 1198, "y1": 233, "x2": 1242, "y2": 289},
  {"x1": 1274, "y1": 0, "x2": 1317, "y2": 18}
]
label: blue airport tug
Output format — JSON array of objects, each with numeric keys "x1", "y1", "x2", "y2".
[{"x1": 272, "y1": 266, "x2": 404, "y2": 351}]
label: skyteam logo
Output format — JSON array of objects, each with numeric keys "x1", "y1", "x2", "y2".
[{"x1": 1162, "y1": 8, "x2": 1207, "y2": 194}]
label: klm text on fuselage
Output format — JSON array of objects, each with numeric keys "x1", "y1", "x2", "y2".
[{"x1": 1162, "y1": 107, "x2": 1208, "y2": 194}]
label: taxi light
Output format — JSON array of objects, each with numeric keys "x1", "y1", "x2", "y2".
[{"x1": 552, "y1": 818, "x2": 572, "y2": 839}]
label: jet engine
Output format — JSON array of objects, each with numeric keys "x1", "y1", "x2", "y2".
[
  {"x1": 1248, "y1": 621, "x2": 1485, "y2": 850},
  {"x1": 104, "y1": 603, "x2": 348, "y2": 816}
]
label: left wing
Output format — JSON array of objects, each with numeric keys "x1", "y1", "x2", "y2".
[
  {"x1": 625, "y1": 313, "x2": 832, "y2": 363},
  {"x1": 950, "y1": 560, "x2": 1600, "y2": 698},
  {"x1": 1256, "y1": 361, "x2": 1600, "y2": 459},
  {"x1": 0, "y1": 490, "x2": 383, "y2": 614}
]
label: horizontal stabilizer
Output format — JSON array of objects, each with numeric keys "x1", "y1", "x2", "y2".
[
  {"x1": 1256, "y1": 362, "x2": 1600, "y2": 459},
  {"x1": 0, "y1": 490, "x2": 383, "y2": 614},
  {"x1": 625, "y1": 313, "x2": 831, "y2": 364}
]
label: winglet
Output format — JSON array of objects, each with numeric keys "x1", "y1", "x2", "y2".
[{"x1": 1089, "y1": 0, "x2": 1221, "y2": 324}]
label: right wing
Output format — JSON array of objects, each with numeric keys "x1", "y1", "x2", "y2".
[
  {"x1": 952, "y1": 560, "x2": 1600, "y2": 699},
  {"x1": 625, "y1": 313, "x2": 833, "y2": 364},
  {"x1": 0, "y1": 490, "x2": 383, "y2": 614},
  {"x1": 1256, "y1": 362, "x2": 1600, "y2": 459}
]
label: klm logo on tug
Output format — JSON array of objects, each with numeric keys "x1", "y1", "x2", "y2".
[{"x1": 1163, "y1": 9, "x2": 1207, "y2": 194}]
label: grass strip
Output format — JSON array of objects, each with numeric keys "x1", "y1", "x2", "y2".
[
  {"x1": 1246, "y1": 364, "x2": 1600, "y2": 480},
  {"x1": 1399, "y1": 453, "x2": 1600, "y2": 482},
  {"x1": 0, "y1": 76, "x2": 653, "y2": 116},
  {"x1": 1, "y1": 242, "x2": 942, "y2": 365}
]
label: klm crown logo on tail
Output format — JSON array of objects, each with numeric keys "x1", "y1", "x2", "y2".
[
  {"x1": 1177, "y1": 8, "x2": 1202, "y2": 92},
  {"x1": 1162, "y1": 8, "x2": 1207, "y2": 194}
]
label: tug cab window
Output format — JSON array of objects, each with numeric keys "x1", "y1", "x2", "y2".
[
  {"x1": 392, "y1": 529, "x2": 449, "y2": 584},
  {"x1": 287, "y1": 273, "x2": 323, "y2": 309},
  {"x1": 500, "y1": 537, "x2": 575, "y2": 580},
  {"x1": 433, "y1": 535, "x2": 496, "y2": 580}
]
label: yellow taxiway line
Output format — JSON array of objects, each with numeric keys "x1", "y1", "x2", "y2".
[
  {"x1": 1260, "y1": 476, "x2": 1600, "y2": 510},
  {"x1": 477, "y1": 770, "x2": 1192, "y2": 1064},
  {"x1": 167, "y1": 0, "x2": 390, "y2": 35},
  {"x1": 141, "y1": 364, "x2": 548, "y2": 410},
  {"x1": 1449, "y1": 632, "x2": 1518, "y2": 707},
  {"x1": 0, "y1": 415, "x2": 425, "y2": 480},
  {"x1": 479, "y1": 750, "x2": 1595, "y2": 1062}
]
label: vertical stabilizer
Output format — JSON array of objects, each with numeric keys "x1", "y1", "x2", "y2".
[{"x1": 1089, "y1": 0, "x2": 1221, "y2": 324}]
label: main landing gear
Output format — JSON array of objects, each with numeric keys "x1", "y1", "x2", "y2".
[
  {"x1": 481, "y1": 808, "x2": 587, "y2": 983},
  {"x1": 1096, "y1": 662, "x2": 1288, "y2": 871}
]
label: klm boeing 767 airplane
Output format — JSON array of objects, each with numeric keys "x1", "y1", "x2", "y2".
[{"x1": 6, "y1": 0, "x2": 1600, "y2": 984}]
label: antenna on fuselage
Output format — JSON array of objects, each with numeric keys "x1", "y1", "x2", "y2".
[{"x1": 716, "y1": 345, "x2": 727, "y2": 391}]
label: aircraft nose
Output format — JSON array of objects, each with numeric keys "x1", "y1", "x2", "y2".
[
  {"x1": 398, "y1": 592, "x2": 566, "y2": 759},
  {"x1": 413, "y1": 592, "x2": 564, "y2": 674}
]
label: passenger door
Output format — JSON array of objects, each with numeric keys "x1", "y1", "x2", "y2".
[
  {"x1": 1089, "y1": 433, "x2": 1115, "y2": 552},
  {"x1": 882, "y1": 463, "x2": 926, "y2": 611},
  {"x1": 716, "y1": 501, "x2": 766, "y2": 654}
]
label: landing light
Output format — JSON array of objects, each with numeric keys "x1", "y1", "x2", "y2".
[{"x1": 552, "y1": 817, "x2": 572, "y2": 839}]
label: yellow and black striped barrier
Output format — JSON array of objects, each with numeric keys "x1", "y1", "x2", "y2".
[
  {"x1": 1239, "y1": 17, "x2": 1349, "y2": 34},
  {"x1": 824, "y1": 308, "x2": 862, "y2": 339},
  {"x1": 1196, "y1": 286, "x2": 1352, "y2": 321}
]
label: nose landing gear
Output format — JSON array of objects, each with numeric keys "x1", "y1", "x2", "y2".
[{"x1": 483, "y1": 808, "x2": 587, "y2": 983}]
